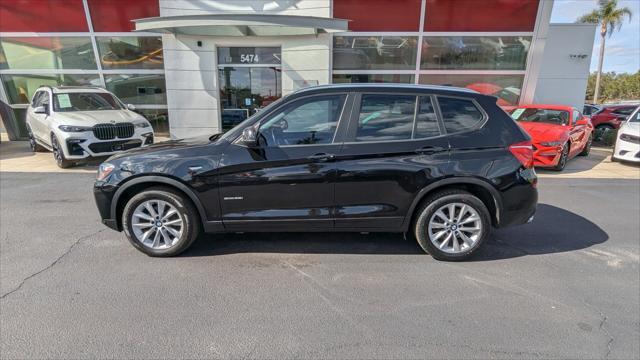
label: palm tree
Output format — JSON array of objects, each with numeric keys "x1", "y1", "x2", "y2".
[{"x1": 578, "y1": 0, "x2": 632, "y2": 103}]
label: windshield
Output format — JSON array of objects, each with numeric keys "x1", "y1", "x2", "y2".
[
  {"x1": 510, "y1": 108, "x2": 570, "y2": 126},
  {"x1": 53, "y1": 92, "x2": 123, "y2": 112},
  {"x1": 628, "y1": 107, "x2": 640, "y2": 123}
]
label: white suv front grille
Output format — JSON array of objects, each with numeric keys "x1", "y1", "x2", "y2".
[{"x1": 93, "y1": 123, "x2": 134, "y2": 140}]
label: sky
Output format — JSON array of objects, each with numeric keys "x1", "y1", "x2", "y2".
[{"x1": 551, "y1": 0, "x2": 640, "y2": 74}]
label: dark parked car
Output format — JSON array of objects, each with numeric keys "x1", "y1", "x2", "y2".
[{"x1": 94, "y1": 84, "x2": 538, "y2": 261}]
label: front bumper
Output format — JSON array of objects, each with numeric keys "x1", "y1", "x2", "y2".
[
  {"x1": 613, "y1": 137, "x2": 640, "y2": 162},
  {"x1": 94, "y1": 180, "x2": 120, "y2": 231},
  {"x1": 57, "y1": 129, "x2": 154, "y2": 160},
  {"x1": 531, "y1": 143, "x2": 563, "y2": 168}
]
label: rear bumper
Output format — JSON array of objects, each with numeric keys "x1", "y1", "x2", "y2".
[{"x1": 496, "y1": 168, "x2": 538, "y2": 228}]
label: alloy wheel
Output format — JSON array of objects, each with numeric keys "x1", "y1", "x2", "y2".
[
  {"x1": 427, "y1": 203, "x2": 482, "y2": 254},
  {"x1": 131, "y1": 200, "x2": 184, "y2": 249},
  {"x1": 559, "y1": 145, "x2": 569, "y2": 168},
  {"x1": 51, "y1": 136, "x2": 62, "y2": 165}
]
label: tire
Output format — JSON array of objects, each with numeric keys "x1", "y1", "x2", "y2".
[
  {"x1": 595, "y1": 125, "x2": 613, "y2": 141},
  {"x1": 26, "y1": 125, "x2": 45, "y2": 152},
  {"x1": 578, "y1": 135, "x2": 593, "y2": 156},
  {"x1": 51, "y1": 134, "x2": 73, "y2": 168},
  {"x1": 553, "y1": 143, "x2": 569, "y2": 171},
  {"x1": 413, "y1": 189, "x2": 491, "y2": 261},
  {"x1": 122, "y1": 187, "x2": 200, "y2": 257}
]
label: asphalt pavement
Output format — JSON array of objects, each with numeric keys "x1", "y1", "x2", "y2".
[{"x1": 0, "y1": 171, "x2": 639, "y2": 359}]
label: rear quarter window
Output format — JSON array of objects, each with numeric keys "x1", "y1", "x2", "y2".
[{"x1": 437, "y1": 97, "x2": 484, "y2": 133}]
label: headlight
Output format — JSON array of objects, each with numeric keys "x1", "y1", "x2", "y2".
[
  {"x1": 134, "y1": 121, "x2": 151, "y2": 128},
  {"x1": 97, "y1": 163, "x2": 116, "y2": 181},
  {"x1": 540, "y1": 141, "x2": 563, "y2": 147},
  {"x1": 620, "y1": 133, "x2": 640, "y2": 143},
  {"x1": 58, "y1": 125, "x2": 92, "y2": 132}
]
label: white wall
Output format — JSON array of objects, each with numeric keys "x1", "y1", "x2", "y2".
[
  {"x1": 520, "y1": 0, "x2": 553, "y2": 104},
  {"x1": 533, "y1": 24, "x2": 596, "y2": 109},
  {"x1": 159, "y1": 0, "x2": 331, "y2": 139}
]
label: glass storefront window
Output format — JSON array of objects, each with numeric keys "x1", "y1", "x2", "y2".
[
  {"x1": 0, "y1": 37, "x2": 96, "y2": 70},
  {"x1": 218, "y1": 66, "x2": 282, "y2": 131},
  {"x1": 419, "y1": 74, "x2": 524, "y2": 106},
  {"x1": 333, "y1": 36, "x2": 418, "y2": 70},
  {"x1": 217, "y1": 47, "x2": 281, "y2": 65},
  {"x1": 333, "y1": 74, "x2": 415, "y2": 84},
  {"x1": 104, "y1": 74, "x2": 166, "y2": 105},
  {"x1": 96, "y1": 37, "x2": 163, "y2": 70},
  {"x1": 136, "y1": 109, "x2": 169, "y2": 137},
  {"x1": 1, "y1": 74, "x2": 101, "y2": 104},
  {"x1": 421, "y1": 37, "x2": 531, "y2": 70}
]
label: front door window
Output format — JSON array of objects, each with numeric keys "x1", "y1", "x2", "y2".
[
  {"x1": 258, "y1": 95, "x2": 345, "y2": 146},
  {"x1": 218, "y1": 47, "x2": 282, "y2": 131}
]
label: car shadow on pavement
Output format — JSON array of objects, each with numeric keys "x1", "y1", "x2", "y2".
[
  {"x1": 182, "y1": 204, "x2": 608, "y2": 260},
  {"x1": 471, "y1": 203, "x2": 608, "y2": 261}
]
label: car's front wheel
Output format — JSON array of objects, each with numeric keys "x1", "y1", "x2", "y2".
[
  {"x1": 51, "y1": 134, "x2": 73, "y2": 168},
  {"x1": 122, "y1": 187, "x2": 200, "y2": 257},
  {"x1": 553, "y1": 143, "x2": 570, "y2": 171},
  {"x1": 579, "y1": 135, "x2": 593, "y2": 156},
  {"x1": 413, "y1": 190, "x2": 490, "y2": 261}
]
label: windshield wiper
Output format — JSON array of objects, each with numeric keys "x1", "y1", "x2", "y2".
[{"x1": 209, "y1": 133, "x2": 221, "y2": 141}]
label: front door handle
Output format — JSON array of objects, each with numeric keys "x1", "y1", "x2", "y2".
[
  {"x1": 308, "y1": 153, "x2": 335, "y2": 162},
  {"x1": 415, "y1": 146, "x2": 446, "y2": 155}
]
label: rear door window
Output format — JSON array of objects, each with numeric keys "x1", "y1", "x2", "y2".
[
  {"x1": 437, "y1": 97, "x2": 484, "y2": 133},
  {"x1": 356, "y1": 94, "x2": 416, "y2": 142}
]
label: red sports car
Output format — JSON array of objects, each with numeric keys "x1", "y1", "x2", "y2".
[{"x1": 509, "y1": 105, "x2": 594, "y2": 171}]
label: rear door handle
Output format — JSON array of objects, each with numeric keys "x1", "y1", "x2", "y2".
[
  {"x1": 308, "y1": 153, "x2": 335, "y2": 162},
  {"x1": 415, "y1": 146, "x2": 446, "y2": 155}
]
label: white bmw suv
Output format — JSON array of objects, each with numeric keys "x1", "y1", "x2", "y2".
[{"x1": 25, "y1": 86, "x2": 154, "y2": 168}]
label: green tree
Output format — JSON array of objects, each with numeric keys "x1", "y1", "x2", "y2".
[
  {"x1": 585, "y1": 71, "x2": 640, "y2": 102},
  {"x1": 577, "y1": 0, "x2": 633, "y2": 104}
]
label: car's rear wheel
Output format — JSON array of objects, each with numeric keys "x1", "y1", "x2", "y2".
[
  {"x1": 579, "y1": 135, "x2": 593, "y2": 156},
  {"x1": 27, "y1": 125, "x2": 45, "y2": 152},
  {"x1": 122, "y1": 187, "x2": 200, "y2": 257},
  {"x1": 414, "y1": 190, "x2": 490, "y2": 261},
  {"x1": 553, "y1": 143, "x2": 569, "y2": 171},
  {"x1": 51, "y1": 134, "x2": 73, "y2": 168}
]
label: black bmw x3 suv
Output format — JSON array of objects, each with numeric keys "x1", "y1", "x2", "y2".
[{"x1": 94, "y1": 84, "x2": 537, "y2": 261}]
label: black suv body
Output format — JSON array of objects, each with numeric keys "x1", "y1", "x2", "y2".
[{"x1": 94, "y1": 84, "x2": 537, "y2": 261}]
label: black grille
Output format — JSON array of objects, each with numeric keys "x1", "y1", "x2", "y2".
[
  {"x1": 88, "y1": 139, "x2": 142, "y2": 154},
  {"x1": 93, "y1": 123, "x2": 134, "y2": 140}
]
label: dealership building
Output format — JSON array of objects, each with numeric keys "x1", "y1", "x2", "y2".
[{"x1": 0, "y1": 0, "x2": 595, "y2": 140}]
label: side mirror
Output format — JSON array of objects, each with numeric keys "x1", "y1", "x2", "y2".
[
  {"x1": 34, "y1": 105, "x2": 48, "y2": 115},
  {"x1": 126, "y1": 104, "x2": 136, "y2": 111},
  {"x1": 239, "y1": 126, "x2": 258, "y2": 147},
  {"x1": 575, "y1": 118, "x2": 590, "y2": 126}
]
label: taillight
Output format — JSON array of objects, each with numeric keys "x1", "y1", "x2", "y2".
[{"x1": 509, "y1": 140, "x2": 534, "y2": 169}]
